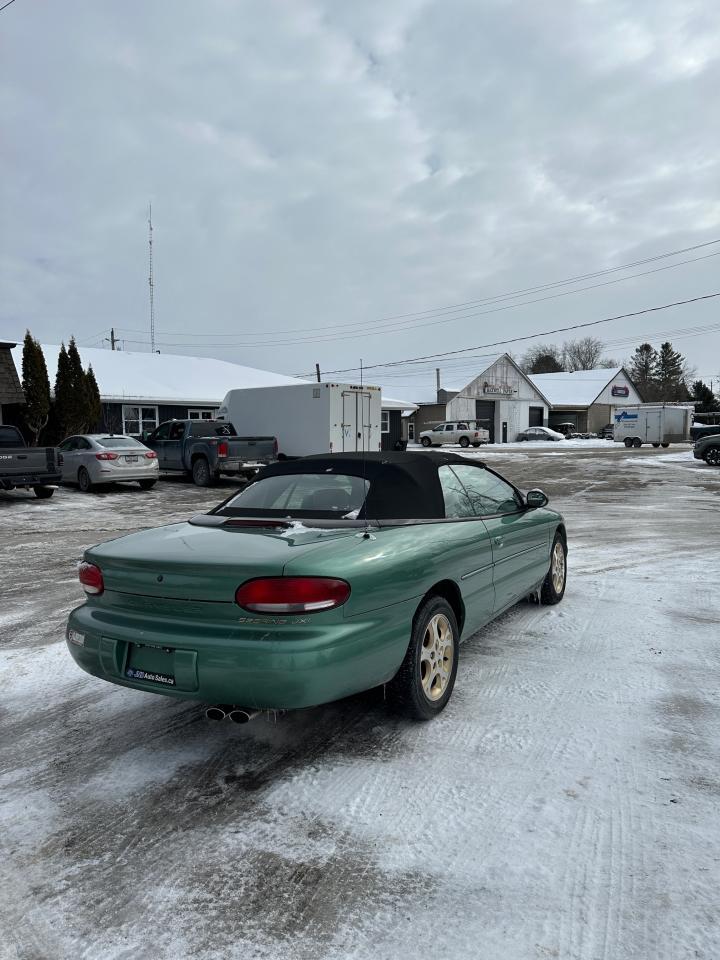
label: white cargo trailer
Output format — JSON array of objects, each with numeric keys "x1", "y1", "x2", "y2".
[
  {"x1": 612, "y1": 404, "x2": 693, "y2": 448},
  {"x1": 217, "y1": 382, "x2": 382, "y2": 458}
]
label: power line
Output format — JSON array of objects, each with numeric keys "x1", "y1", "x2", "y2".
[
  {"x1": 0, "y1": 0, "x2": 18, "y2": 12},
  {"x1": 305, "y1": 291, "x2": 720, "y2": 377},
  {"x1": 114, "y1": 248, "x2": 720, "y2": 350},
  {"x1": 113, "y1": 236, "x2": 720, "y2": 341}
]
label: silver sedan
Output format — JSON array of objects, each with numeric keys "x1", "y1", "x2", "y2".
[{"x1": 58, "y1": 435, "x2": 159, "y2": 492}]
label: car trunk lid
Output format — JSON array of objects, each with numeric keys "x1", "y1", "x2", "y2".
[{"x1": 86, "y1": 520, "x2": 357, "y2": 602}]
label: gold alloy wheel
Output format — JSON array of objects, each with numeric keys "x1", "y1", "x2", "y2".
[
  {"x1": 420, "y1": 613, "x2": 454, "y2": 701},
  {"x1": 551, "y1": 540, "x2": 566, "y2": 594}
]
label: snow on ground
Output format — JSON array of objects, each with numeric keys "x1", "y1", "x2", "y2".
[{"x1": 1, "y1": 449, "x2": 719, "y2": 960}]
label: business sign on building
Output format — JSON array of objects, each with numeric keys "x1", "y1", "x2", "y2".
[
  {"x1": 611, "y1": 385, "x2": 630, "y2": 397},
  {"x1": 483, "y1": 383, "x2": 513, "y2": 397}
]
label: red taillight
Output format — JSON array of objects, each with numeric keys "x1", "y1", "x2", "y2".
[
  {"x1": 218, "y1": 441, "x2": 228, "y2": 458},
  {"x1": 79, "y1": 561, "x2": 104, "y2": 595},
  {"x1": 95, "y1": 452, "x2": 119, "y2": 461},
  {"x1": 235, "y1": 577, "x2": 350, "y2": 614},
  {"x1": 145, "y1": 450, "x2": 157, "y2": 459}
]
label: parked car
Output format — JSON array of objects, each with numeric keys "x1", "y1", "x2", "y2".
[
  {"x1": 66, "y1": 451, "x2": 567, "y2": 721},
  {"x1": 516, "y1": 426, "x2": 565, "y2": 442},
  {"x1": 143, "y1": 419, "x2": 277, "y2": 486},
  {"x1": 693, "y1": 433, "x2": 720, "y2": 466},
  {"x1": 690, "y1": 423, "x2": 720, "y2": 443},
  {"x1": 419, "y1": 422, "x2": 490, "y2": 448},
  {"x1": 598, "y1": 423, "x2": 614, "y2": 440},
  {"x1": 0, "y1": 424, "x2": 62, "y2": 499},
  {"x1": 58, "y1": 434, "x2": 159, "y2": 492},
  {"x1": 553, "y1": 422, "x2": 576, "y2": 437}
]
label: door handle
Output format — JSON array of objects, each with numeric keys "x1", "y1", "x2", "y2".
[{"x1": 492, "y1": 536, "x2": 503, "y2": 546}]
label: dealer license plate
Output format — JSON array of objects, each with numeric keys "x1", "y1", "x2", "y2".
[
  {"x1": 125, "y1": 455, "x2": 139, "y2": 463},
  {"x1": 126, "y1": 667, "x2": 175, "y2": 686}
]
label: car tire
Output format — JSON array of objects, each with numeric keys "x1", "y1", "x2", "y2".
[
  {"x1": 459, "y1": 436, "x2": 470, "y2": 448},
  {"x1": 138, "y1": 479, "x2": 156, "y2": 490},
  {"x1": 78, "y1": 467, "x2": 93, "y2": 493},
  {"x1": 661, "y1": 443, "x2": 669, "y2": 448},
  {"x1": 519, "y1": 437, "x2": 527, "y2": 442},
  {"x1": 623, "y1": 438, "x2": 633, "y2": 448},
  {"x1": 421, "y1": 437, "x2": 432, "y2": 448},
  {"x1": 652, "y1": 443, "x2": 661, "y2": 448},
  {"x1": 704, "y1": 446, "x2": 720, "y2": 466},
  {"x1": 192, "y1": 457, "x2": 214, "y2": 486},
  {"x1": 33, "y1": 485, "x2": 54, "y2": 499},
  {"x1": 541, "y1": 532, "x2": 567, "y2": 605},
  {"x1": 632, "y1": 438, "x2": 642, "y2": 448},
  {"x1": 388, "y1": 596, "x2": 459, "y2": 721}
]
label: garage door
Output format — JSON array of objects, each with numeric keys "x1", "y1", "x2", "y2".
[
  {"x1": 529, "y1": 406, "x2": 544, "y2": 427},
  {"x1": 475, "y1": 400, "x2": 495, "y2": 443}
]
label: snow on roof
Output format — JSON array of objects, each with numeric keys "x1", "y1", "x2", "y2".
[
  {"x1": 6, "y1": 340, "x2": 419, "y2": 411},
  {"x1": 378, "y1": 395, "x2": 418, "y2": 411},
  {"x1": 528, "y1": 368, "x2": 623, "y2": 406},
  {"x1": 9, "y1": 343, "x2": 308, "y2": 405}
]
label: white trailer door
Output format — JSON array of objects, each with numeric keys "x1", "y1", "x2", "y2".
[
  {"x1": 341, "y1": 390, "x2": 374, "y2": 451},
  {"x1": 648, "y1": 408, "x2": 663, "y2": 443}
]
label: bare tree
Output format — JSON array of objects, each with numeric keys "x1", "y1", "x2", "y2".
[{"x1": 562, "y1": 337, "x2": 606, "y2": 371}]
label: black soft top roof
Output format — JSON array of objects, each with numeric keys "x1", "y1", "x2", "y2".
[{"x1": 251, "y1": 451, "x2": 482, "y2": 520}]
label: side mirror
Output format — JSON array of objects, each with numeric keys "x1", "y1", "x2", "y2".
[
  {"x1": 142, "y1": 430, "x2": 152, "y2": 442},
  {"x1": 525, "y1": 488, "x2": 549, "y2": 509}
]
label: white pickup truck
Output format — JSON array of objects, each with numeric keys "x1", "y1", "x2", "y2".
[{"x1": 420, "y1": 421, "x2": 490, "y2": 448}]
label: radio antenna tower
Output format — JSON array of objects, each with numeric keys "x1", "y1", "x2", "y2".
[{"x1": 148, "y1": 203, "x2": 156, "y2": 353}]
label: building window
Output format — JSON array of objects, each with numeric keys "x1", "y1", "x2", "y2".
[
  {"x1": 188, "y1": 409, "x2": 217, "y2": 420},
  {"x1": 407, "y1": 421, "x2": 415, "y2": 441},
  {"x1": 122, "y1": 405, "x2": 158, "y2": 436},
  {"x1": 381, "y1": 410, "x2": 390, "y2": 434}
]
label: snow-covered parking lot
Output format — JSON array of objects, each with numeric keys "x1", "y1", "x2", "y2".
[{"x1": 2, "y1": 446, "x2": 719, "y2": 960}]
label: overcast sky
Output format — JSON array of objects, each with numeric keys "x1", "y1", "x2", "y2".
[{"x1": 2, "y1": 0, "x2": 719, "y2": 401}]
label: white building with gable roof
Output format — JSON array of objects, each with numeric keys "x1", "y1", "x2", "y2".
[{"x1": 528, "y1": 367, "x2": 642, "y2": 434}]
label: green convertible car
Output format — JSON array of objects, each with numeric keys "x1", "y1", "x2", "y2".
[{"x1": 66, "y1": 452, "x2": 567, "y2": 721}]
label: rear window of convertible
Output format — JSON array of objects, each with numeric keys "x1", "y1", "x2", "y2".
[{"x1": 219, "y1": 473, "x2": 370, "y2": 518}]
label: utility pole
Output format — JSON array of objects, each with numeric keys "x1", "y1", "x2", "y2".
[
  {"x1": 110, "y1": 327, "x2": 116, "y2": 350},
  {"x1": 315, "y1": 363, "x2": 321, "y2": 383},
  {"x1": 148, "y1": 203, "x2": 155, "y2": 354},
  {"x1": 436, "y1": 367, "x2": 441, "y2": 398}
]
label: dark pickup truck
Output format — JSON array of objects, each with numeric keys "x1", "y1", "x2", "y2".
[
  {"x1": 143, "y1": 419, "x2": 277, "y2": 486},
  {"x1": 0, "y1": 425, "x2": 62, "y2": 499}
]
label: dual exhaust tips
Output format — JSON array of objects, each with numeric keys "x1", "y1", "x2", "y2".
[{"x1": 205, "y1": 704, "x2": 259, "y2": 724}]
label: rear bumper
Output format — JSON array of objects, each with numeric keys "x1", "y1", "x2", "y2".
[
  {"x1": 1, "y1": 473, "x2": 61, "y2": 490},
  {"x1": 91, "y1": 460, "x2": 159, "y2": 483},
  {"x1": 65, "y1": 599, "x2": 411, "y2": 709}
]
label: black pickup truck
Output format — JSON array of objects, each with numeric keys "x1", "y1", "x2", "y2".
[
  {"x1": 0, "y1": 425, "x2": 62, "y2": 499},
  {"x1": 143, "y1": 419, "x2": 277, "y2": 486}
]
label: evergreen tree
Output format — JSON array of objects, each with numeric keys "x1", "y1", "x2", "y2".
[
  {"x1": 629, "y1": 343, "x2": 659, "y2": 401},
  {"x1": 54, "y1": 342, "x2": 72, "y2": 437},
  {"x1": 656, "y1": 341, "x2": 689, "y2": 401},
  {"x1": 20, "y1": 330, "x2": 51, "y2": 445},
  {"x1": 521, "y1": 344, "x2": 565, "y2": 373},
  {"x1": 85, "y1": 365, "x2": 102, "y2": 431},
  {"x1": 690, "y1": 380, "x2": 720, "y2": 413}
]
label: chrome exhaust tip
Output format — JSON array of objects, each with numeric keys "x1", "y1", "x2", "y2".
[
  {"x1": 205, "y1": 704, "x2": 232, "y2": 721},
  {"x1": 227, "y1": 708, "x2": 260, "y2": 724}
]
